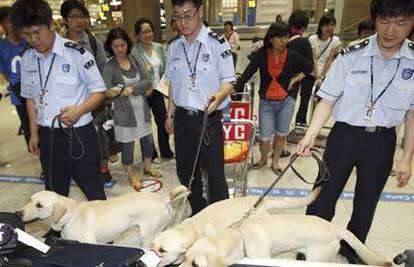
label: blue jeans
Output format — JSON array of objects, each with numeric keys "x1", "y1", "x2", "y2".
[{"x1": 259, "y1": 96, "x2": 295, "y2": 140}]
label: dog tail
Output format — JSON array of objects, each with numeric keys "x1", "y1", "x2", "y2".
[
  {"x1": 338, "y1": 227, "x2": 392, "y2": 266},
  {"x1": 264, "y1": 187, "x2": 321, "y2": 211}
]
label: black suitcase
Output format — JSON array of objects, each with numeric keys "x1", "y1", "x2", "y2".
[{"x1": 19, "y1": 241, "x2": 144, "y2": 267}]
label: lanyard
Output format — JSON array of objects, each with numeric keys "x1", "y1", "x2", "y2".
[
  {"x1": 369, "y1": 56, "x2": 401, "y2": 106},
  {"x1": 37, "y1": 54, "x2": 56, "y2": 95},
  {"x1": 181, "y1": 42, "x2": 202, "y2": 80}
]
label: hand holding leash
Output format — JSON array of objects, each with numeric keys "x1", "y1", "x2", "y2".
[{"x1": 206, "y1": 95, "x2": 218, "y2": 114}]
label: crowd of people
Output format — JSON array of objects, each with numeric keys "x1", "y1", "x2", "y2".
[{"x1": 0, "y1": 0, "x2": 413, "y2": 263}]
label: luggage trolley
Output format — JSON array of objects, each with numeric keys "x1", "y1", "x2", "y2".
[{"x1": 223, "y1": 84, "x2": 257, "y2": 197}]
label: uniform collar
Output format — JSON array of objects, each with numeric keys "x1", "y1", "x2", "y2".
[
  {"x1": 179, "y1": 24, "x2": 209, "y2": 46},
  {"x1": 363, "y1": 33, "x2": 414, "y2": 60}
]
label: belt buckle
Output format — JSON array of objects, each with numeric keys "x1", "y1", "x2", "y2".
[
  {"x1": 365, "y1": 126, "x2": 377, "y2": 133},
  {"x1": 187, "y1": 109, "x2": 198, "y2": 116}
]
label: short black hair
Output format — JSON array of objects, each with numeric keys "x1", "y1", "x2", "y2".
[
  {"x1": 357, "y1": 19, "x2": 374, "y2": 36},
  {"x1": 134, "y1": 17, "x2": 154, "y2": 35},
  {"x1": 60, "y1": 0, "x2": 86, "y2": 19},
  {"x1": 11, "y1": 0, "x2": 52, "y2": 29},
  {"x1": 370, "y1": 0, "x2": 414, "y2": 21},
  {"x1": 171, "y1": 0, "x2": 202, "y2": 9},
  {"x1": 288, "y1": 9, "x2": 309, "y2": 30},
  {"x1": 316, "y1": 14, "x2": 336, "y2": 39},
  {"x1": 104, "y1": 27, "x2": 133, "y2": 57},
  {"x1": 224, "y1": 20, "x2": 233, "y2": 30},
  {"x1": 263, "y1": 22, "x2": 289, "y2": 48},
  {"x1": 0, "y1": 6, "x2": 12, "y2": 23}
]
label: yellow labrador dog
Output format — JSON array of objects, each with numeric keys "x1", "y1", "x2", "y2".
[
  {"x1": 152, "y1": 187, "x2": 321, "y2": 266},
  {"x1": 181, "y1": 214, "x2": 392, "y2": 267},
  {"x1": 17, "y1": 186, "x2": 189, "y2": 247}
]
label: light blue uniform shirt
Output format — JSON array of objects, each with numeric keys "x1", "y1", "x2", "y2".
[
  {"x1": 165, "y1": 25, "x2": 236, "y2": 111},
  {"x1": 318, "y1": 33, "x2": 414, "y2": 128},
  {"x1": 20, "y1": 34, "x2": 106, "y2": 128}
]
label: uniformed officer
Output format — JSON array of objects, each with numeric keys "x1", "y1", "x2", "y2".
[
  {"x1": 297, "y1": 0, "x2": 414, "y2": 263},
  {"x1": 165, "y1": 0, "x2": 236, "y2": 215},
  {"x1": 11, "y1": 0, "x2": 106, "y2": 201}
]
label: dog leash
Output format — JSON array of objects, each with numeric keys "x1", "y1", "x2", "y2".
[
  {"x1": 170, "y1": 97, "x2": 216, "y2": 226},
  {"x1": 231, "y1": 148, "x2": 329, "y2": 228},
  {"x1": 48, "y1": 114, "x2": 85, "y2": 191}
]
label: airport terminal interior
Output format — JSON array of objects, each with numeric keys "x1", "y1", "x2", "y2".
[{"x1": 0, "y1": 0, "x2": 413, "y2": 266}]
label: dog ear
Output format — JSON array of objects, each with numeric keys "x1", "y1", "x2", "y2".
[
  {"x1": 207, "y1": 253, "x2": 225, "y2": 267},
  {"x1": 52, "y1": 202, "x2": 68, "y2": 224}
]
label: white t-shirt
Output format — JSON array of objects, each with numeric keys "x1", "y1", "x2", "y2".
[
  {"x1": 309, "y1": 34, "x2": 341, "y2": 75},
  {"x1": 144, "y1": 48, "x2": 161, "y2": 89}
]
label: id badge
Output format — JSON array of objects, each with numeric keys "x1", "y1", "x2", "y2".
[
  {"x1": 189, "y1": 75, "x2": 198, "y2": 92},
  {"x1": 364, "y1": 105, "x2": 375, "y2": 122}
]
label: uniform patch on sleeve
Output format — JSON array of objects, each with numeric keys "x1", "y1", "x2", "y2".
[
  {"x1": 84, "y1": 59, "x2": 95, "y2": 70},
  {"x1": 221, "y1": 49, "x2": 232, "y2": 58},
  {"x1": 64, "y1": 41, "x2": 86, "y2": 54}
]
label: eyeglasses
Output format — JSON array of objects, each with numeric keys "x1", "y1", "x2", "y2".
[
  {"x1": 172, "y1": 9, "x2": 198, "y2": 23},
  {"x1": 67, "y1": 15, "x2": 87, "y2": 20}
]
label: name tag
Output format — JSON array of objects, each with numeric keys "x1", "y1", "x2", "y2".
[{"x1": 351, "y1": 70, "x2": 368, "y2": 74}]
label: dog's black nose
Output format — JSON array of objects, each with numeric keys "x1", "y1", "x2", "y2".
[{"x1": 14, "y1": 211, "x2": 23, "y2": 218}]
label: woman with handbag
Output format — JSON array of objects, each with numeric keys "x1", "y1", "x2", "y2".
[
  {"x1": 103, "y1": 28, "x2": 161, "y2": 191},
  {"x1": 308, "y1": 14, "x2": 341, "y2": 87}
]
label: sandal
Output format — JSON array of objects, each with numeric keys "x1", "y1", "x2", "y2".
[
  {"x1": 271, "y1": 164, "x2": 282, "y2": 175},
  {"x1": 143, "y1": 168, "x2": 162, "y2": 178},
  {"x1": 129, "y1": 176, "x2": 143, "y2": 192},
  {"x1": 252, "y1": 160, "x2": 267, "y2": 170}
]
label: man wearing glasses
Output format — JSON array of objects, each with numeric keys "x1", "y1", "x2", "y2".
[
  {"x1": 165, "y1": 0, "x2": 236, "y2": 215},
  {"x1": 60, "y1": 0, "x2": 107, "y2": 73}
]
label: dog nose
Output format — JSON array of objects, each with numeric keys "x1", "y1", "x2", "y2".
[{"x1": 14, "y1": 210, "x2": 23, "y2": 218}]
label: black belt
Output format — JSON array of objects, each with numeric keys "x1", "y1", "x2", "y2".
[
  {"x1": 337, "y1": 122, "x2": 394, "y2": 133},
  {"x1": 176, "y1": 107, "x2": 221, "y2": 117}
]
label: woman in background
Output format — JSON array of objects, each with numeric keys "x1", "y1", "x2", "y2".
[
  {"x1": 132, "y1": 18, "x2": 174, "y2": 162},
  {"x1": 103, "y1": 28, "x2": 161, "y2": 191},
  {"x1": 236, "y1": 22, "x2": 313, "y2": 174},
  {"x1": 308, "y1": 14, "x2": 341, "y2": 86}
]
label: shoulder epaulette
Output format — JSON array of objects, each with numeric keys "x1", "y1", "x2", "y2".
[
  {"x1": 64, "y1": 41, "x2": 86, "y2": 54},
  {"x1": 168, "y1": 35, "x2": 181, "y2": 45},
  {"x1": 20, "y1": 44, "x2": 32, "y2": 56},
  {"x1": 408, "y1": 42, "x2": 414, "y2": 51},
  {"x1": 208, "y1": 32, "x2": 226, "y2": 44},
  {"x1": 341, "y1": 38, "x2": 369, "y2": 55}
]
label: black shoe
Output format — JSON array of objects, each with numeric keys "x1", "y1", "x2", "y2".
[
  {"x1": 338, "y1": 240, "x2": 366, "y2": 265},
  {"x1": 280, "y1": 149, "x2": 291, "y2": 158},
  {"x1": 43, "y1": 229, "x2": 61, "y2": 246}
]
